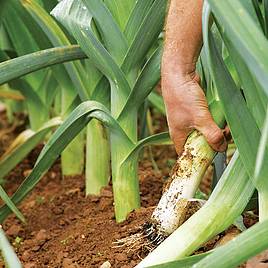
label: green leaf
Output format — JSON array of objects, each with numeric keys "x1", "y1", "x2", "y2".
[
  {"x1": 203, "y1": 5, "x2": 268, "y2": 189},
  {"x1": 0, "y1": 1, "x2": 9, "y2": 20},
  {"x1": 215, "y1": 1, "x2": 267, "y2": 128},
  {"x1": 121, "y1": 0, "x2": 167, "y2": 74},
  {"x1": 0, "y1": 45, "x2": 86, "y2": 85},
  {"x1": 82, "y1": 0, "x2": 128, "y2": 64},
  {"x1": 118, "y1": 47, "x2": 162, "y2": 121},
  {"x1": 147, "y1": 252, "x2": 210, "y2": 268},
  {"x1": 22, "y1": 0, "x2": 89, "y2": 101},
  {"x1": 251, "y1": 0, "x2": 265, "y2": 32},
  {"x1": 3, "y1": 3, "x2": 46, "y2": 88},
  {"x1": 0, "y1": 187, "x2": 25, "y2": 223},
  {"x1": 264, "y1": 0, "x2": 268, "y2": 36},
  {"x1": 148, "y1": 92, "x2": 166, "y2": 115},
  {"x1": 104, "y1": 0, "x2": 135, "y2": 31},
  {"x1": 122, "y1": 132, "x2": 170, "y2": 165},
  {"x1": 0, "y1": 117, "x2": 62, "y2": 181},
  {"x1": 255, "y1": 109, "x2": 268, "y2": 192},
  {"x1": 0, "y1": 101, "x2": 132, "y2": 222},
  {"x1": 207, "y1": 0, "x2": 268, "y2": 97},
  {"x1": 51, "y1": 0, "x2": 131, "y2": 116},
  {"x1": 16, "y1": 79, "x2": 49, "y2": 130},
  {"x1": 124, "y1": 0, "x2": 155, "y2": 43},
  {"x1": 193, "y1": 220, "x2": 268, "y2": 268},
  {"x1": 240, "y1": 0, "x2": 263, "y2": 29}
]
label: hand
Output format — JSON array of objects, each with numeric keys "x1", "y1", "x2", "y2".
[{"x1": 162, "y1": 72, "x2": 227, "y2": 155}]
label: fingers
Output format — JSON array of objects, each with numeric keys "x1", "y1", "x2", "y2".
[
  {"x1": 196, "y1": 119, "x2": 227, "y2": 152},
  {"x1": 170, "y1": 128, "x2": 191, "y2": 155},
  {"x1": 223, "y1": 125, "x2": 232, "y2": 141}
]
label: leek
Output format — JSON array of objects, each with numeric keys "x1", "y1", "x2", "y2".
[
  {"x1": 0, "y1": 226, "x2": 22, "y2": 268},
  {"x1": 136, "y1": 153, "x2": 254, "y2": 267}
]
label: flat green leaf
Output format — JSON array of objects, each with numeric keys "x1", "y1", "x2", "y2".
[
  {"x1": 0, "y1": 186, "x2": 25, "y2": 223},
  {"x1": 0, "y1": 1, "x2": 9, "y2": 19},
  {"x1": 240, "y1": 0, "x2": 263, "y2": 29},
  {"x1": 0, "y1": 117, "x2": 62, "y2": 181},
  {"x1": 51, "y1": 0, "x2": 131, "y2": 117},
  {"x1": 215, "y1": 1, "x2": 267, "y2": 127},
  {"x1": 0, "y1": 101, "x2": 132, "y2": 222},
  {"x1": 124, "y1": 0, "x2": 155, "y2": 43},
  {"x1": 203, "y1": 5, "x2": 268, "y2": 189},
  {"x1": 193, "y1": 220, "x2": 268, "y2": 268},
  {"x1": 264, "y1": 0, "x2": 268, "y2": 35},
  {"x1": 3, "y1": 3, "x2": 46, "y2": 88},
  {"x1": 221, "y1": 41, "x2": 266, "y2": 128},
  {"x1": 118, "y1": 47, "x2": 162, "y2": 121},
  {"x1": 148, "y1": 92, "x2": 166, "y2": 115},
  {"x1": 0, "y1": 45, "x2": 86, "y2": 85},
  {"x1": 104, "y1": 0, "x2": 135, "y2": 31},
  {"x1": 16, "y1": 79, "x2": 49, "y2": 130},
  {"x1": 22, "y1": 0, "x2": 89, "y2": 101},
  {"x1": 121, "y1": 0, "x2": 167, "y2": 74},
  {"x1": 147, "y1": 252, "x2": 210, "y2": 268},
  {"x1": 207, "y1": 0, "x2": 268, "y2": 97},
  {"x1": 82, "y1": 0, "x2": 128, "y2": 64},
  {"x1": 122, "y1": 132, "x2": 170, "y2": 165},
  {"x1": 251, "y1": 0, "x2": 265, "y2": 32},
  {"x1": 255, "y1": 109, "x2": 268, "y2": 189}
]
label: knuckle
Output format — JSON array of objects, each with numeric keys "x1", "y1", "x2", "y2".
[{"x1": 207, "y1": 128, "x2": 224, "y2": 145}]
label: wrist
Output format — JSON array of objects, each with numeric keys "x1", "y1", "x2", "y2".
[{"x1": 161, "y1": 56, "x2": 197, "y2": 83}]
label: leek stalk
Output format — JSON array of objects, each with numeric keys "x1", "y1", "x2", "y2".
[
  {"x1": 135, "y1": 101, "x2": 225, "y2": 243},
  {"x1": 136, "y1": 153, "x2": 254, "y2": 267},
  {"x1": 86, "y1": 120, "x2": 110, "y2": 195},
  {"x1": 0, "y1": 226, "x2": 22, "y2": 268}
]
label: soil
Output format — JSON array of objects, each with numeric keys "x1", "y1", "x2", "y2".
[
  {"x1": 0, "y1": 110, "x2": 262, "y2": 268},
  {"x1": 2, "y1": 154, "x2": 164, "y2": 268}
]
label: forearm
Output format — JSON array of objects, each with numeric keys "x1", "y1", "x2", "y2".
[
  {"x1": 160, "y1": 0, "x2": 226, "y2": 154},
  {"x1": 162, "y1": 0, "x2": 203, "y2": 80}
]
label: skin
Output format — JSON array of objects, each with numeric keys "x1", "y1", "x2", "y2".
[{"x1": 162, "y1": 0, "x2": 227, "y2": 154}]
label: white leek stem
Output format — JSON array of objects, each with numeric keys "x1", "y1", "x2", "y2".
[
  {"x1": 136, "y1": 152, "x2": 254, "y2": 267},
  {"x1": 151, "y1": 131, "x2": 215, "y2": 236}
]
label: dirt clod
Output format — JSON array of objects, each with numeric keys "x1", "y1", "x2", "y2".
[
  {"x1": 24, "y1": 263, "x2": 37, "y2": 268},
  {"x1": 6, "y1": 224, "x2": 23, "y2": 237},
  {"x1": 34, "y1": 229, "x2": 49, "y2": 245},
  {"x1": 62, "y1": 258, "x2": 80, "y2": 268}
]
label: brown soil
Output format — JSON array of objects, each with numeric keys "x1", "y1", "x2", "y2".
[
  {"x1": 0, "y1": 110, "x2": 176, "y2": 268},
  {"x1": 2, "y1": 154, "x2": 164, "y2": 268},
  {"x1": 0, "y1": 110, "x2": 261, "y2": 268}
]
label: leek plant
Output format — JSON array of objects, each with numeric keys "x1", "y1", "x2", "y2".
[
  {"x1": 50, "y1": 0, "x2": 169, "y2": 221},
  {"x1": 137, "y1": 0, "x2": 268, "y2": 267},
  {"x1": 0, "y1": 0, "x2": 87, "y2": 177},
  {"x1": 0, "y1": 0, "x2": 170, "y2": 223},
  {"x1": 1, "y1": 0, "x2": 267, "y2": 266},
  {"x1": 0, "y1": 225, "x2": 22, "y2": 268}
]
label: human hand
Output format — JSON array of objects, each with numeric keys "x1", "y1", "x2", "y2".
[{"x1": 162, "y1": 72, "x2": 227, "y2": 155}]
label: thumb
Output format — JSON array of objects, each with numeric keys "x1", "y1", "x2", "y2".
[
  {"x1": 170, "y1": 128, "x2": 191, "y2": 155},
  {"x1": 196, "y1": 119, "x2": 227, "y2": 152}
]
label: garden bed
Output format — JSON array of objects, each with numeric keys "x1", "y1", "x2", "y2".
[{"x1": 0, "y1": 111, "x2": 261, "y2": 268}]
